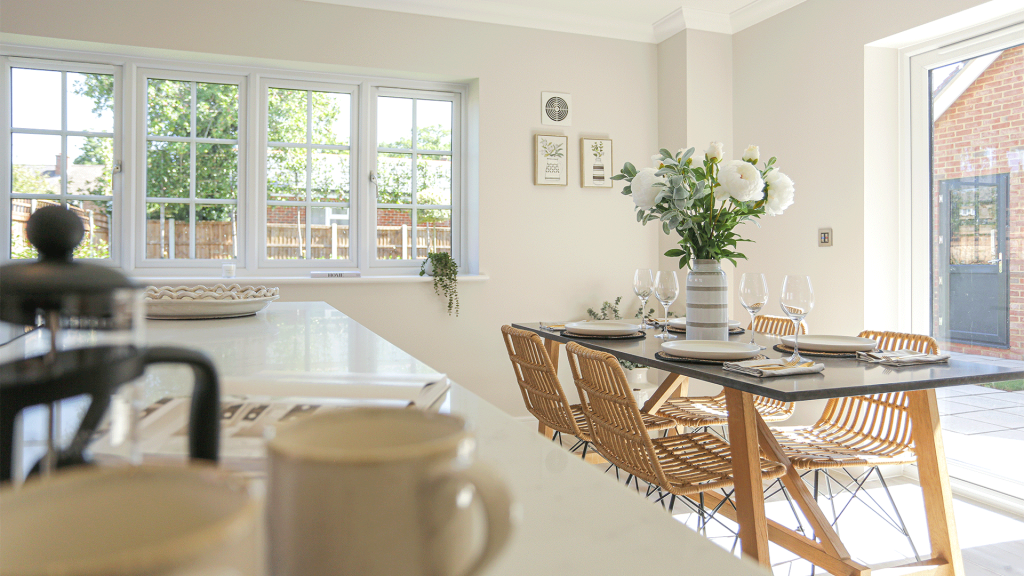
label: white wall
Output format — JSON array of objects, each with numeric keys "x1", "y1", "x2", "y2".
[
  {"x1": 0, "y1": 0, "x2": 662, "y2": 416},
  {"x1": 730, "y1": 0, "x2": 990, "y2": 423}
]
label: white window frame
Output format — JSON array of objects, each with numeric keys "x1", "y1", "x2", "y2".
[
  {"x1": 1, "y1": 56, "x2": 123, "y2": 266},
  {"x1": 258, "y1": 77, "x2": 358, "y2": 269},
  {"x1": 0, "y1": 44, "x2": 470, "y2": 277},
  {"x1": 135, "y1": 67, "x2": 246, "y2": 268},
  {"x1": 904, "y1": 19, "x2": 1024, "y2": 335},
  {"x1": 368, "y1": 87, "x2": 462, "y2": 269}
]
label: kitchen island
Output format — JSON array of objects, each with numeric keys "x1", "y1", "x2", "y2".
[{"x1": 142, "y1": 302, "x2": 768, "y2": 576}]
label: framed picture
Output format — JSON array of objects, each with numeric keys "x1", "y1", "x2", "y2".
[
  {"x1": 535, "y1": 134, "x2": 568, "y2": 186},
  {"x1": 580, "y1": 138, "x2": 613, "y2": 187}
]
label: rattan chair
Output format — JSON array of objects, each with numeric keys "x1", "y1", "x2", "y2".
[
  {"x1": 501, "y1": 326, "x2": 676, "y2": 459},
  {"x1": 769, "y1": 330, "x2": 938, "y2": 562},
  {"x1": 749, "y1": 314, "x2": 808, "y2": 335},
  {"x1": 565, "y1": 341, "x2": 786, "y2": 516},
  {"x1": 654, "y1": 314, "x2": 804, "y2": 429}
]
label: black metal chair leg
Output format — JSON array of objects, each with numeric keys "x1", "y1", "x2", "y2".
[{"x1": 875, "y1": 467, "x2": 922, "y2": 562}]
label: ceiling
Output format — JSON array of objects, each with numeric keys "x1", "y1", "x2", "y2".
[{"x1": 303, "y1": 0, "x2": 806, "y2": 43}]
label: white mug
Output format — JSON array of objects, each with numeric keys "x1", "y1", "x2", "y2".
[
  {"x1": 0, "y1": 465, "x2": 259, "y2": 576},
  {"x1": 266, "y1": 407, "x2": 512, "y2": 576}
]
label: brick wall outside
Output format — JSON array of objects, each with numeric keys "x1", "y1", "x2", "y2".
[{"x1": 931, "y1": 45, "x2": 1024, "y2": 359}]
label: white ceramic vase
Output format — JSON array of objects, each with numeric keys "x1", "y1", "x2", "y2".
[{"x1": 685, "y1": 259, "x2": 729, "y2": 341}]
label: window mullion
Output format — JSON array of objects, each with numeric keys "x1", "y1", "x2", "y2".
[
  {"x1": 60, "y1": 70, "x2": 68, "y2": 204},
  {"x1": 305, "y1": 90, "x2": 313, "y2": 259},
  {"x1": 189, "y1": 81, "x2": 197, "y2": 259}
]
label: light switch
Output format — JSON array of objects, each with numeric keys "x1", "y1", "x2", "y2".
[{"x1": 818, "y1": 228, "x2": 832, "y2": 247}]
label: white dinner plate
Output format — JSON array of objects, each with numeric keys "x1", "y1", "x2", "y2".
[
  {"x1": 780, "y1": 335, "x2": 877, "y2": 352},
  {"x1": 146, "y1": 296, "x2": 280, "y2": 320},
  {"x1": 660, "y1": 340, "x2": 761, "y2": 360},
  {"x1": 667, "y1": 318, "x2": 741, "y2": 329},
  {"x1": 564, "y1": 320, "x2": 641, "y2": 336}
]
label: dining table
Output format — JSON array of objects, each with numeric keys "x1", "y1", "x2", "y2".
[{"x1": 511, "y1": 322, "x2": 1024, "y2": 576}]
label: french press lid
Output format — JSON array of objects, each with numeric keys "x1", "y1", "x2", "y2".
[{"x1": 0, "y1": 206, "x2": 140, "y2": 328}]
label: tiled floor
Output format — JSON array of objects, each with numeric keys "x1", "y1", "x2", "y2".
[{"x1": 935, "y1": 354, "x2": 1024, "y2": 488}]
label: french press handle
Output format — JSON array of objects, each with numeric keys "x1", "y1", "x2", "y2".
[{"x1": 142, "y1": 346, "x2": 220, "y2": 463}]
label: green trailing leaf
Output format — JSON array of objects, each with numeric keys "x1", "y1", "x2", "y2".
[
  {"x1": 420, "y1": 252, "x2": 459, "y2": 316},
  {"x1": 623, "y1": 162, "x2": 637, "y2": 177},
  {"x1": 610, "y1": 173, "x2": 627, "y2": 181}
]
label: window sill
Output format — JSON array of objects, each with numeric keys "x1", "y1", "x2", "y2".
[{"x1": 131, "y1": 274, "x2": 489, "y2": 286}]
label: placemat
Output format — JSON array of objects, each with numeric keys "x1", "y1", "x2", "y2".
[
  {"x1": 772, "y1": 344, "x2": 857, "y2": 358},
  {"x1": 654, "y1": 352, "x2": 768, "y2": 365},
  {"x1": 666, "y1": 326, "x2": 746, "y2": 336},
  {"x1": 561, "y1": 329, "x2": 648, "y2": 341}
]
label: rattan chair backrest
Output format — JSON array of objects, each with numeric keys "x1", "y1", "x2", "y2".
[
  {"x1": 813, "y1": 331, "x2": 940, "y2": 456},
  {"x1": 750, "y1": 314, "x2": 807, "y2": 335},
  {"x1": 501, "y1": 325, "x2": 582, "y2": 437},
  {"x1": 565, "y1": 341, "x2": 669, "y2": 488}
]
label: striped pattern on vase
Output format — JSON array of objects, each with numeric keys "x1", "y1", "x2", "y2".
[{"x1": 686, "y1": 259, "x2": 729, "y2": 341}]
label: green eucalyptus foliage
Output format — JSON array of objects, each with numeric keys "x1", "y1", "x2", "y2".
[
  {"x1": 612, "y1": 148, "x2": 778, "y2": 269},
  {"x1": 420, "y1": 252, "x2": 459, "y2": 316}
]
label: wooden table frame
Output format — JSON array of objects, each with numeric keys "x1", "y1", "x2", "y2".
[{"x1": 534, "y1": 335, "x2": 975, "y2": 576}]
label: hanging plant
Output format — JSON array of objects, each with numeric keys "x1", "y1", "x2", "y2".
[{"x1": 420, "y1": 252, "x2": 459, "y2": 316}]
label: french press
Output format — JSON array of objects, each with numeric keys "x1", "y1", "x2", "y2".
[{"x1": 0, "y1": 206, "x2": 220, "y2": 481}]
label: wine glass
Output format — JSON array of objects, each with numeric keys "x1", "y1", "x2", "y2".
[
  {"x1": 780, "y1": 275, "x2": 814, "y2": 363},
  {"x1": 633, "y1": 269, "x2": 654, "y2": 328},
  {"x1": 653, "y1": 271, "x2": 679, "y2": 339},
  {"x1": 739, "y1": 273, "x2": 768, "y2": 350}
]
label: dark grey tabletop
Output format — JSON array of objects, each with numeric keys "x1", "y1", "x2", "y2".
[{"x1": 511, "y1": 323, "x2": 1024, "y2": 402}]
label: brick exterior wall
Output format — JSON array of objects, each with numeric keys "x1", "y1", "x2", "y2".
[{"x1": 931, "y1": 45, "x2": 1024, "y2": 359}]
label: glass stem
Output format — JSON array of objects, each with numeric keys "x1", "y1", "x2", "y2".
[
  {"x1": 749, "y1": 311, "x2": 757, "y2": 345},
  {"x1": 640, "y1": 296, "x2": 650, "y2": 327},
  {"x1": 792, "y1": 319, "x2": 801, "y2": 358},
  {"x1": 663, "y1": 303, "x2": 670, "y2": 336}
]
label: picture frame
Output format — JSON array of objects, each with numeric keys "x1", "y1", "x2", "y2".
[
  {"x1": 580, "y1": 138, "x2": 613, "y2": 187},
  {"x1": 534, "y1": 134, "x2": 568, "y2": 186}
]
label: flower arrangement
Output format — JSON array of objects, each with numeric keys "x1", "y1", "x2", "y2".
[{"x1": 613, "y1": 143, "x2": 794, "y2": 267}]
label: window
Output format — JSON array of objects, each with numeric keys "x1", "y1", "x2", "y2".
[
  {"x1": 5, "y1": 60, "x2": 119, "y2": 261},
  {"x1": 2, "y1": 49, "x2": 468, "y2": 276},
  {"x1": 373, "y1": 90, "x2": 458, "y2": 264},
  {"x1": 141, "y1": 71, "x2": 244, "y2": 262},
  {"x1": 262, "y1": 80, "x2": 354, "y2": 264}
]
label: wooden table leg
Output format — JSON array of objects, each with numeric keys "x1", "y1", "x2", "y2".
[
  {"x1": 641, "y1": 373, "x2": 687, "y2": 414},
  {"x1": 907, "y1": 389, "x2": 965, "y2": 576},
  {"x1": 724, "y1": 388, "x2": 771, "y2": 567},
  {"x1": 543, "y1": 338, "x2": 560, "y2": 373}
]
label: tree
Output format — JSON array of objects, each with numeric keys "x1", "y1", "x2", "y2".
[{"x1": 377, "y1": 124, "x2": 452, "y2": 223}]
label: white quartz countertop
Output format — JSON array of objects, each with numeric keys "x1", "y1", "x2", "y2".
[{"x1": 144, "y1": 302, "x2": 768, "y2": 575}]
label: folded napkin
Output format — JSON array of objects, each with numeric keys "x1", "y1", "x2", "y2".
[
  {"x1": 723, "y1": 358, "x2": 825, "y2": 378},
  {"x1": 856, "y1": 349, "x2": 950, "y2": 366},
  {"x1": 540, "y1": 324, "x2": 565, "y2": 331}
]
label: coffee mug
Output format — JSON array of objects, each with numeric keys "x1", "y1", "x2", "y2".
[
  {"x1": 266, "y1": 407, "x2": 512, "y2": 576},
  {"x1": 0, "y1": 465, "x2": 259, "y2": 576}
]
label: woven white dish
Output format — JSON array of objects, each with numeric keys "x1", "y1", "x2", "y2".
[{"x1": 145, "y1": 284, "x2": 280, "y2": 320}]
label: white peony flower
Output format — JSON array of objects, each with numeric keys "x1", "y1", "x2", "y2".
[
  {"x1": 631, "y1": 167, "x2": 665, "y2": 210},
  {"x1": 741, "y1": 145, "x2": 759, "y2": 164},
  {"x1": 705, "y1": 141, "x2": 724, "y2": 163},
  {"x1": 717, "y1": 160, "x2": 765, "y2": 202},
  {"x1": 764, "y1": 170, "x2": 795, "y2": 215}
]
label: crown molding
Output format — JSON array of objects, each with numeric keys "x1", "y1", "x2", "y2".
[
  {"x1": 303, "y1": 0, "x2": 806, "y2": 44},
  {"x1": 731, "y1": 0, "x2": 806, "y2": 33},
  {"x1": 652, "y1": 0, "x2": 806, "y2": 43},
  {"x1": 304, "y1": 0, "x2": 658, "y2": 43}
]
